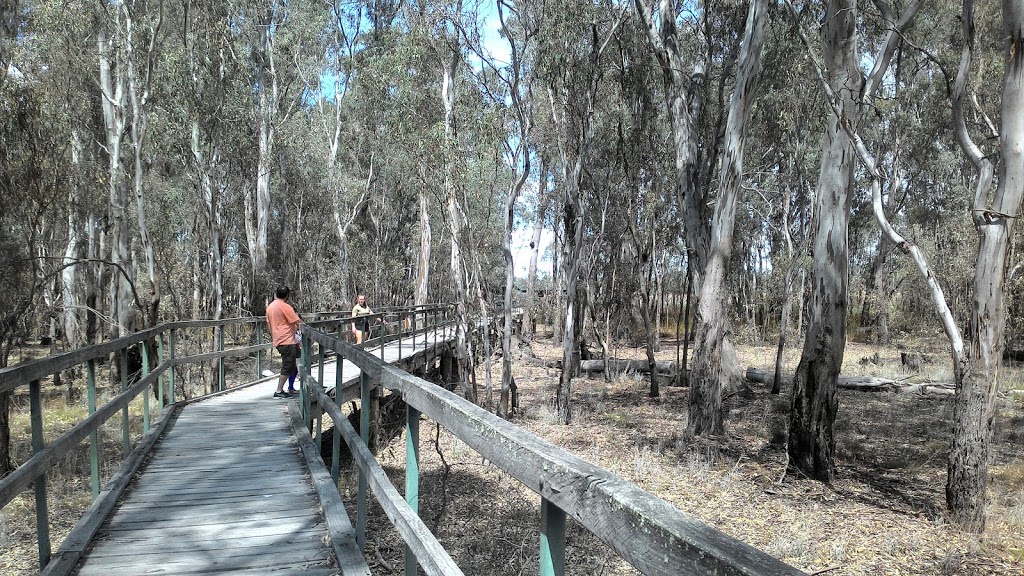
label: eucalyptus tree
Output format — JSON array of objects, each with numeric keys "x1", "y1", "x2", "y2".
[
  {"x1": 243, "y1": 0, "x2": 310, "y2": 307},
  {"x1": 180, "y1": 0, "x2": 242, "y2": 323},
  {"x1": 489, "y1": 0, "x2": 536, "y2": 417},
  {"x1": 294, "y1": 0, "x2": 373, "y2": 308},
  {"x1": 684, "y1": 0, "x2": 767, "y2": 432},
  {"x1": 634, "y1": 0, "x2": 768, "y2": 432},
  {"x1": 521, "y1": 157, "x2": 548, "y2": 341},
  {"x1": 533, "y1": 0, "x2": 627, "y2": 422}
]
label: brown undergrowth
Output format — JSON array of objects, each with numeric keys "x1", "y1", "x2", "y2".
[{"x1": 352, "y1": 337, "x2": 1024, "y2": 575}]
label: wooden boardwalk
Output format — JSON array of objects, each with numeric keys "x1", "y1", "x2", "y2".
[
  {"x1": 316, "y1": 326, "x2": 454, "y2": 399},
  {"x1": 71, "y1": 327, "x2": 454, "y2": 576}
]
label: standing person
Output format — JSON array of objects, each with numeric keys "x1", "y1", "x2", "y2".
[
  {"x1": 351, "y1": 294, "x2": 373, "y2": 345},
  {"x1": 267, "y1": 286, "x2": 302, "y2": 399}
]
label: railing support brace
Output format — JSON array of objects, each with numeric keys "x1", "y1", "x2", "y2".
[
  {"x1": 87, "y1": 359, "x2": 100, "y2": 500},
  {"x1": 357, "y1": 370, "x2": 370, "y2": 553},
  {"x1": 168, "y1": 328, "x2": 176, "y2": 404},
  {"x1": 540, "y1": 498, "x2": 566, "y2": 576},
  {"x1": 120, "y1": 349, "x2": 130, "y2": 456},
  {"x1": 29, "y1": 379, "x2": 51, "y2": 570},
  {"x1": 404, "y1": 405, "x2": 420, "y2": 576},
  {"x1": 141, "y1": 341, "x2": 150, "y2": 434},
  {"x1": 331, "y1": 350, "x2": 344, "y2": 485}
]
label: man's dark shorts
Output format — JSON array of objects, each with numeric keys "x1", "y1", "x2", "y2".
[{"x1": 277, "y1": 343, "x2": 300, "y2": 376}]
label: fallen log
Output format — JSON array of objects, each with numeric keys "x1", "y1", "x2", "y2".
[
  {"x1": 579, "y1": 359, "x2": 677, "y2": 374},
  {"x1": 745, "y1": 367, "x2": 955, "y2": 395}
]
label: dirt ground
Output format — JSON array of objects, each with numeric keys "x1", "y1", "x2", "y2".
[{"x1": 352, "y1": 336, "x2": 1024, "y2": 575}]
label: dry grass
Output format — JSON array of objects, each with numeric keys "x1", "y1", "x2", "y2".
[{"x1": 356, "y1": 336, "x2": 1024, "y2": 575}]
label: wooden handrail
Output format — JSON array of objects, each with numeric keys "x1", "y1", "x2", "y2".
[
  {"x1": 301, "y1": 323, "x2": 807, "y2": 576},
  {"x1": 0, "y1": 306, "x2": 454, "y2": 574}
]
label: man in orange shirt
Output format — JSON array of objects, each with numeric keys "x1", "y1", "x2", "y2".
[{"x1": 266, "y1": 286, "x2": 302, "y2": 399}]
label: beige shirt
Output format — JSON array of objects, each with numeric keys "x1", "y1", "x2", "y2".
[{"x1": 352, "y1": 304, "x2": 372, "y2": 330}]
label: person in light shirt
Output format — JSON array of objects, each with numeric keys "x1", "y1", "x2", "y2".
[{"x1": 351, "y1": 294, "x2": 373, "y2": 345}]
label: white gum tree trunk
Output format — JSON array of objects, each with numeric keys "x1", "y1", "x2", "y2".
[
  {"x1": 97, "y1": 9, "x2": 135, "y2": 338},
  {"x1": 787, "y1": 0, "x2": 860, "y2": 481},
  {"x1": 687, "y1": 0, "x2": 768, "y2": 435}
]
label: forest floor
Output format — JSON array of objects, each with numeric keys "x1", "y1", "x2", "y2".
[
  {"x1": 353, "y1": 335, "x2": 1024, "y2": 576},
  {"x1": 2, "y1": 336, "x2": 1023, "y2": 575}
]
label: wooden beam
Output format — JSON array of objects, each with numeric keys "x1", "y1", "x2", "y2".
[
  {"x1": 310, "y1": 384, "x2": 465, "y2": 576},
  {"x1": 0, "y1": 364, "x2": 168, "y2": 509},
  {"x1": 378, "y1": 364, "x2": 806, "y2": 576},
  {"x1": 286, "y1": 403, "x2": 371, "y2": 576},
  {"x1": 40, "y1": 406, "x2": 178, "y2": 576}
]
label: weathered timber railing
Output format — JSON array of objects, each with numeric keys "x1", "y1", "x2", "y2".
[
  {"x1": 0, "y1": 304, "x2": 454, "y2": 575},
  {"x1": 299, "y1": 323, "x2": 808, "y2": 576}
]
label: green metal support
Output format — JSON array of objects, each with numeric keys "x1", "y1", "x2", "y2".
[
  {"x1": 404, "y1": 405, "x2": 421, "y2": 576},
  {"x1": 315, "y1": 345, "x2": 325, "y2": 452},
  {"x1": 156, "y1": 335, "x2": 165, "y2": 406},
  {"x1": 357, "y1": 370, "x2": 370, "y2": 552},
  {"x1": 217, "y1": 326, "x2": 225, "y2": 392},
  {"x1": 168, "y1": 329, "x2": 176, "y2": 404},
  {"x1": 87, "y1": 359, "x2": 100, "y2": 500},
  {"x1": 331, "y1": 350, "x2": 343, "y2": 485},
  {"x1": 256, "y1": 323, "x2": 263, "y2": 378},
  {"x1": 120, "y1": 348, "x2": 130, "y2": 456},
  {"x1": 301, "y1": 334, "x2": 313, "y2": 427},
  {"x1": 141, "y1": 342, "x2": 150, "y2": 434},
  {"x1": 539, "y1": 498, "x2": 566, "y2": 576},
  {"x1": 29, "y1": 379, "x2": 52, "y2": 569}
]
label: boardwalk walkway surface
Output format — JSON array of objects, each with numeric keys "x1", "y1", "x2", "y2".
[
  {"x1": 73, "y1": 382, "x2": 337, "y2": 576},
  {"x1": 70, "y1": 327, "x2": 454, "y2": 576}
]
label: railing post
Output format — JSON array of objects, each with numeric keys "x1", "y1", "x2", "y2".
[
  {"x1": 156, "y1": 334, "x2": 165, "y2": 406},
  {"x1": 87, "y1": 359, "x2": 100, "y2": 500},
  {"x1": 29, "y1": 379, "x2": 52, "y2": 569},
  {"x1": 168, "y1": 328, "x2": 176, "y2": 404},
  {"x1": 331, "y1": 348, "x2": 343, "y2": 485},
  {"x1": 315, "y1": 344, "x2": 325, "y2": 450},
  {"x1": 301, "y1": 332, "x2": 313, "y2": 427},
  {"x1": 256, "y1": 322, "x2": 263, "y2": 379},
  {"x1": 120, "y1": 348, "x2": 130, "y2": 456},
  {"x1": 404, "y1": 404, "x2": 420, "y2": 576},
  {"x1": 357, "y1": 370, "x2": 370, "y2": 553},
  {"x1": 539, "y1": 498, "x2": 566, "y2": 576},
  {"x1": 141, "y1": 341, "x2": 150, "y2": 434},
  {"x1": 217, "y1": 326, "x2": 225, "y2": 392}
]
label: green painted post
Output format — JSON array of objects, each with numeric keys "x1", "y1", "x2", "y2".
[
  {"x1": 87, "y1": 359, "x2": 100, "y2": 500},
  {"x1": 331, "y1": 349, "x2": 343, "y2": 484},
  {"x1": 404, "y1": 405, "x2": 420, "y2": 576},
  {"x1": 141, "y1": 342, "x2": 150, "y2": 434},
  {"x1": 539, "y1": 498, "x2": 566, "y2": 576},
  {"x1": 256, "y1": 323, "x2": 263, "y2": 378},
  {"x1": 315, "y1": 344, "x2": 325, "y2": 452},
  {"x1": 29, "y1": 379, "x2": 52, "y2": 569},
  {"x1": 357, "y1": 370, "x2": 370, "y2": 552},
  {"x1": 301, "y1": 334, "x2": 312, "y2": 427},
  {"x1": 217, "y1": 326, "x2": 225, "y2": 392},
  {"x1": 156, "y1": 335, "x2": 165, "y2": 406},
  {"x1": 168, "y1": 329, "x2": 176, "y2": 404},
  {"x1": 121, "y1": 349, "x2": 130, "y2": 456}
]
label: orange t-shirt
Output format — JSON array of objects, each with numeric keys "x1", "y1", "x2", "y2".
[{"x1": 266, "y1": 298, "x2": 301, "y2": 346}]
